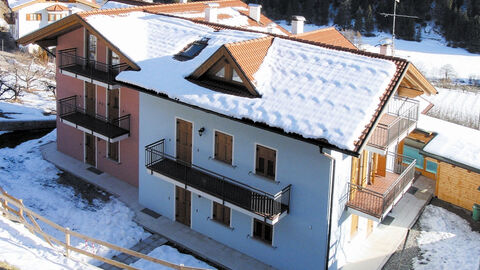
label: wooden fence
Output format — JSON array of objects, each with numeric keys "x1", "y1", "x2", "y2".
[{"x1": 0, "y1": 186, "x2": 210, "y2": 270}]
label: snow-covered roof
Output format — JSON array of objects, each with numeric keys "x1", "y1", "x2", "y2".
[
  {"x1": 84, "y1": 11, "x2": 398, "y2": 152},
  {"x1": 418, "y1": 115, "x2": 480, "y2": 171},
  {"x1": 7, "y1": 0, "x2": 34, "y2": 9},
  {"x1": 7, "y1": 0, "x2": 98, "y2": 10},
  {"x1": 101, "y1": 0, "x2": 134, "y2": 10}
]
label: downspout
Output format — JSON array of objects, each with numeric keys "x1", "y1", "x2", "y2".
[{"x1": 321, "y1": 147, "x2": 336, "y2": 270}]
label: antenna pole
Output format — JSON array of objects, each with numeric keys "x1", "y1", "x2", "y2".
[{"x1": 392, "y1": 0, "x2": 398, "y2": 56}]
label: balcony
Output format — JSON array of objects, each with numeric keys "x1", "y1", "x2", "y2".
[
  {"x1": 58, "y1": 96, "x2": 130, "y2": 142},
  {"x1": 58, "y1": 48, "x2": 129, "y2": 87},
  {"x1": 347, "y1": 152, "x2": 416, "y2": 220},
  {"x1": 145, "y1": 139, "x2": 291, "y2": 224},
  {"x1": 367, "y1": 97, "x2": 419, "y2": 152}
]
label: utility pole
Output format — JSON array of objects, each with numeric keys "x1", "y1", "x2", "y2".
[{"x1": 380, "y1": 0, "x2": 418, "y2": 56}]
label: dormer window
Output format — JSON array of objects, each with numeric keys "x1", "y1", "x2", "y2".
[
  {"x1": 207, "y1": 58, "x2": 244, "y2": 85},
  {"x1": 175, "y1": 38, "x2": 209, "y2": 61}
]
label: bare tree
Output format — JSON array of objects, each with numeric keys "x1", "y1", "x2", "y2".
[{"x1": 6, "y1": 55, "x2": 49, "y2": 100}]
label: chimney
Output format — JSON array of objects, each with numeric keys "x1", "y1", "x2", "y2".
[
  {"x1": 267, "y1": 23, "x2": 276, "y2": 34},
  {"x1": 378, "y1": 38, "x2": 393, "y2": 56},
  {"x1": 180, "y1": 0, "x2": 187, "y2": 3},
  {"x1": 291, "y1": 16, "x2": 305, "y2": 35},
  {"x1": 248, "y1": 4, "x2": 261, "y2": 23},
  {"x1": 205, "y1": 3, "x2": 219, "y2": 23}
]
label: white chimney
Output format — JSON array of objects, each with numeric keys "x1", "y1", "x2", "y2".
[
  {"x1": 378, "y1": 38, "x2": 393, "y2": 56},
  {"x1": 180, "y1": 0, "x2": 187, "y2": 3},
  {"x1": 248, "y1": 4, "x2": 261, "y2": 22},
  {"x1": 291, "y1": 15, "x2": 305, "y2": 35},
  {"x1": 267, "y1": 23, "x2": 275, "y2": 34},
  {"x1": 205, "y1": 3, "x2": 219, "y2": 23}
]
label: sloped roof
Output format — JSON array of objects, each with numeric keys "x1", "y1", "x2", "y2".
[
  {"x1": 17, "y1": 5, "x2": 437, "y2": 155},
  {"x1": 46, "y1": 4, "x2": 68, "y2": 12},
  {"x1": 7, "y1": 0, "x2": 98, "y2": 11},
  {"x1": 293, "y1": 27, "x2": 357, "y2": 50}
]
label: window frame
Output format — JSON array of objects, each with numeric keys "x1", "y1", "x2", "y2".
[
  {"x1": 252, "y1": 218, "x2": 273, "y2": 245},
  {"x1": 213, "y1": 130, "x2": 233, "y2": 165},
  {"x1": 174, "y1": 38, "x2": 209, "y2": 61},
  {"x1": 255, "y1": 144, "x2": 277, "y2": 181},
  {"x1": 207, "y1": 58, "x2": 244, "y2": 86},
  {"x1": 107, "y1": 141, "x2": 120, "y2": 162},
  {"x1": 26, "y1": 13, "x2": 42, "y2": 21},
  {"x1": 211, "y1": 201, "x2": 231, "y2": 227}
]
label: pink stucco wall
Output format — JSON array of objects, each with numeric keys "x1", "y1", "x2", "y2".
[{"x1": 55, "y1": 26, "x2": 139, "y2": 186}]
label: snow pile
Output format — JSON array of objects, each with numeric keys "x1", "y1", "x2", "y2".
[
  {"x1": 0, "y1": 131, "x2": 149, "y2": 265},
  {"x1": 86, "y1": 12, "x2": 397, "y2": 151},
  {"x1": 101, "y1": 1, "x2": 134, "y2": 10},
  {"x1": 130, "y1": 245, "x2": 215, "y2": 270},
  {"x1": 0, "y1": 216, "x2": 97, "y2": 270},
  {"x1": 418, "y1": 114, "x2": 480, "y2": 170},
  {"x1": 172, "y1": 7, "x2": 249, "y2": 27},
  {"x1": 0, "y1": 101, "x2": 55, "y2": 121},
  {"x1": 426, "y1": 88, "x2": 480, "y2": 129},
  {"x1": 414, "y1": 205, "x2": 480, "y2": 269}
]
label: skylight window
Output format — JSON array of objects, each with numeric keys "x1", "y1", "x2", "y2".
[{"x1": 175, "y1": 38, "x2": 209, "y2": 61}]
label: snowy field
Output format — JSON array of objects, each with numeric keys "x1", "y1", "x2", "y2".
[
  {"x1": 414, "y1": 205, "x2": 480, "y2": 270},
  {"x1": 0, "y1": 100, "x2": 55, "y2": 121},
  {"x1": 0, "y1": 131, "x2": 150, "y2": 266},
  {"x1": 131, "y1": 246, "x2": 215, "y2": 270}
]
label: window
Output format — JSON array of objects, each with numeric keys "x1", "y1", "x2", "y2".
[
  {"x1": 108, "y1": 141, "x2": 119, "y2": 162},
  {"x1": 214, "y1": 131, "x2": 232, "y2": 165},
  {"x1": 426, "y1": 160, "x2": 438, "y2": 174},
  {"x1": 402, "y1": 145, "x2": 424, "y2": 169},
  {"x1": 253, "y1": 219, "x2": 272, "y2": 245},
  {"x1": 86, "y1": 32, "x2": 97, "y2": 61},
  {"x1": 26, "y1": 13, "x2": 42, "y2": 21},
  {"x1": 48, "y1": 13, "x2": 63, "y2": 21},
  {"x1": 208, "y1": 58, "x2": 244, "y2": 85},
  {"x1": 108, "y1": 49, "x2": 120, "y2": 66},
  {"x1": 256, "y1": 145, "x2": 276, "y2": 180},
  {"x1": 175, "y1": 38, "x2": 209, "y2": 61},
  {"x1": 212, "y1": 202, "x2": 230, "y2": 226}
]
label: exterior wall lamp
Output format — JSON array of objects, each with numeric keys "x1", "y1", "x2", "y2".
[{"x1": 198, "y1": 127, "x2": 205, "y2": 136}]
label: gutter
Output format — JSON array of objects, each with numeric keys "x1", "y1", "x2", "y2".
[{"x1": 321, "y1": 148, "x2": 336, "y2": 270}]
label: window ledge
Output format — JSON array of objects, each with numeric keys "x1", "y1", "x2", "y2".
[
  {"x1": 208, "y1": 156, "x2": 237, "y2": 169},
  {"x1": 207, "y1": 217, "x2": 234, "y2": 231},
  {"x1": 247, "y1": 235, "x2": 276, "y2": 249},
  {"x1": 248, "y1": 171, "x2": 279, "y2": 185}
]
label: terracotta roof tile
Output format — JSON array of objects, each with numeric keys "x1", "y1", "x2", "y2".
[
  {"x1": 294, "y1": 27, "x2": 357, "y2": 50},
  {"x1": 224, "y1": 36, "x2": 274, "y2": 84},
  {"x1": 46, "y1": 4, "x2": 68, "y2": 11}
]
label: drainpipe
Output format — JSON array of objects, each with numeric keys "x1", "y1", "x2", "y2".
[{"x1": 320, "y1": 147, "x2": 336, "y2": 270}]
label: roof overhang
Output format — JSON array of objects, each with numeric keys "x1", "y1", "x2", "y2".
[
  {"x1": 398, "y1": 64, "x2": 437, "y2": 98},
  {"x1": 17, "y1": 14, "x2": 140, "y2": 71}
]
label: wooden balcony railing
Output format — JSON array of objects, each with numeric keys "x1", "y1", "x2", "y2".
[
  {"x1": 368, "y1": 96, "x2": 419, "y2": 150},
  {"x1": 347, "y1": 153, "x2": 416, "y2": 219},
  {"x1": 145, "y1": 139, "x2": 291, "y2": 220},
  {"x1": 58, "y1": 96, "x2": 130, "y2": 142},
  {"x1": 58, "y1": 48, "x2": 129, "y2": 84}
]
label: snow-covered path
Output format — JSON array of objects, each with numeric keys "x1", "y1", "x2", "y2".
[
  {"x1": 0, "y1": 131, "x2": 149, "y2": 265},
  {"x1": 0, "y1": 215, "x2": 98, "y2": 270},
  {"x1": 414, "y1": 205, "x2": 480, "y2": 270}
]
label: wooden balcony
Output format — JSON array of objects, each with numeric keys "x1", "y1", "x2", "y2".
[
  {"x1": 145, "y1": 139, "x2": 291, "y2": 223},
  {"x1": 367, "y1": 97, "x2": 419, "y2": 151},
  {"x1": 347, "y1": 153, "x2": 416, "y2": 220},
  {"x1": 58, "y1": 48, "x2": 129, "y2": 87},
  {"x1": 58, "y1": 96, "x2": 130, "y2": 142}
]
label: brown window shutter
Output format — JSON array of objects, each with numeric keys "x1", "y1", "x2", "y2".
[{"x1": 223, "y1": 206, "x2": 230, "y2": 226}]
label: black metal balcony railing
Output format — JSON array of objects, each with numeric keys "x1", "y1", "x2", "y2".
[
  {"x1": 368, "y1": 97, "x2": 419, "y2": 150},
  {"x1": 58, "y1": 48, "x2": 129, "y2": 84},
  {"x1": 145, "y1": 139, "x2": 291, "y2": 220},
  {"x1": 347, "y1": 153, "x2": 416, "y2": 219},
  {"x1": 58, "y1": 96, "x2": 130, "y2": 141}
]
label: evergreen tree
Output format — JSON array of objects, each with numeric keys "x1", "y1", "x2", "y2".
[
  {"x1": 353, "y1": 7, "x2": 364, "y2": 32},
  {"x1": 365, "y1": 5, "x2": 375, "y2": 35},
  {"x1": 334, "y1": 0, "x2": 352, "y2": 29}
]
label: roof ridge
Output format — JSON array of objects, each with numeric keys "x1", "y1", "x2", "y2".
[
  {"x1": 224, "y1": 36, "x2": 274, "y2": 48},
  {"x1": 292, "y1": 26, "x2": 337, "y2": 36}
]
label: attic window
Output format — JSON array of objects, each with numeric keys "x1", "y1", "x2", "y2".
[
  {"x1": 175, "y1": 38, "x2": 209, "y2": 61},
  {"x1": 208, "y1": 59, "x2": 244, "y2": 85}
]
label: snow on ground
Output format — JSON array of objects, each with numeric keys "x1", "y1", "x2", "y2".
[
  {"x1": 0, "y1": 215, "x2": 97, "y2": 270},
  {"x1": 425, "y1": 88, "x2": 480, "y2": 129},
  {"x1": 414, "y1": 205, "x2": 480, "y2": 269},
  {"x1": 0, "y1": 101, "x2": 55, "y2": 121},
  {"x1": 0, "y1": 130, "x2": 149, "y2": 265},
  {"x1": 130, "y1": 245, "x2": 215, "y2": 270}
]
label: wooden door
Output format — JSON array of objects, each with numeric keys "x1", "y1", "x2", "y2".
[
  {"x1": 85, "y1": 133, "x2": 96, "y2": 166},
  {"x1": 176, "y1": 119, "x2": 192, "y2": 164},
  {"x1": 85, "y1": 82, "x2": 95, "y2": 117},
  {"x1": 175, "y1": 186, "x2": 191, "y2": 227},
  {"x1": 377, "y1": 154, "x2": 387, "y2": 177},
  {"x1": 350, "y1": 214, "x2": 359, "y2": 238},
  {"x1": 107, "y1": 89, "x2": 119, "y2": 121}
]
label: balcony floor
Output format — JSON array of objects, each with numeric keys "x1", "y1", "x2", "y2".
[
  {"x1": 148, "y1": 158, "x2": 288, "y2": 220},
  {"x1": 61, "y1": 112, "x2": 129, "y2": 140},
  {"x1": 347, "y1": 172, "x2": 400, "y2": 218},
  {"x1": 60, "y1": 65, "x2": 115, "y2": 85}
]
